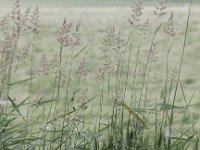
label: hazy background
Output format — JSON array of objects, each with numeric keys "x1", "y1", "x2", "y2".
[{"x1": 0, "y1": 0, "x2": 199, "y2": 7}]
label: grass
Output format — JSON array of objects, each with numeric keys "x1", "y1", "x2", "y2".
[{"x1": 0, "y1": 0, "x2": 200, "y2": 149}]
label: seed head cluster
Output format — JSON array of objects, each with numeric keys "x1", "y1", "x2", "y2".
[{"x1": 57, "y1": 18, "x2": 80, "y2": 48}]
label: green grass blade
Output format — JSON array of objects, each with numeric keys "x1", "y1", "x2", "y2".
[
  {"x1": 72, "y1": 45, "x2": 88, "y2": 60},
  {"x1": 9, "y1": 77, "x2": 37, "y2": 86},
  {"x1": 122, "y1": 102, "x2": 147, "y2": 127}
]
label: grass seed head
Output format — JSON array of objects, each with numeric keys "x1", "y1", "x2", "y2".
[
  {"x1": 154, "y1": 1, "x2": 167, "y2": 16},
  {"x1": 129, "y1": 0, "x2": 150, "y2": 37},
  {"x1": 100, "y1": 26, "x2": 126, "y2": 54},
  {"x1": 57, "y1": 18, "x2": 80, "y2": 48},
  {"x1": 75, "y1": 59, "x2": 87, "y2": 81},
  {"x1": 164, "y1": 11, "x2": 176, "y2": 36},
  {"x1": 38, "y1": 54, "x2": 50, "y2": 76}
]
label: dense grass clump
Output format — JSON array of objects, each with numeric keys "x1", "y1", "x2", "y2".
[{"x1": 0, "y1": 0, "x2": 199, "y2": 149}]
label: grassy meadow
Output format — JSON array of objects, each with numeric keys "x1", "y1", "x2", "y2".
[{"x1": 0, "y1": 0, "x2": 200, "y2": 149}]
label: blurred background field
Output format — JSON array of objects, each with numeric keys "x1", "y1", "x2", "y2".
[{"x1": 1, "y1": 0, "x2": 200, "y2": 7}]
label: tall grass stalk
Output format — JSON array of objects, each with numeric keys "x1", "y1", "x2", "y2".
[{"x1": 170, "y1": 0, "x2": 192, "y2": 126}]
